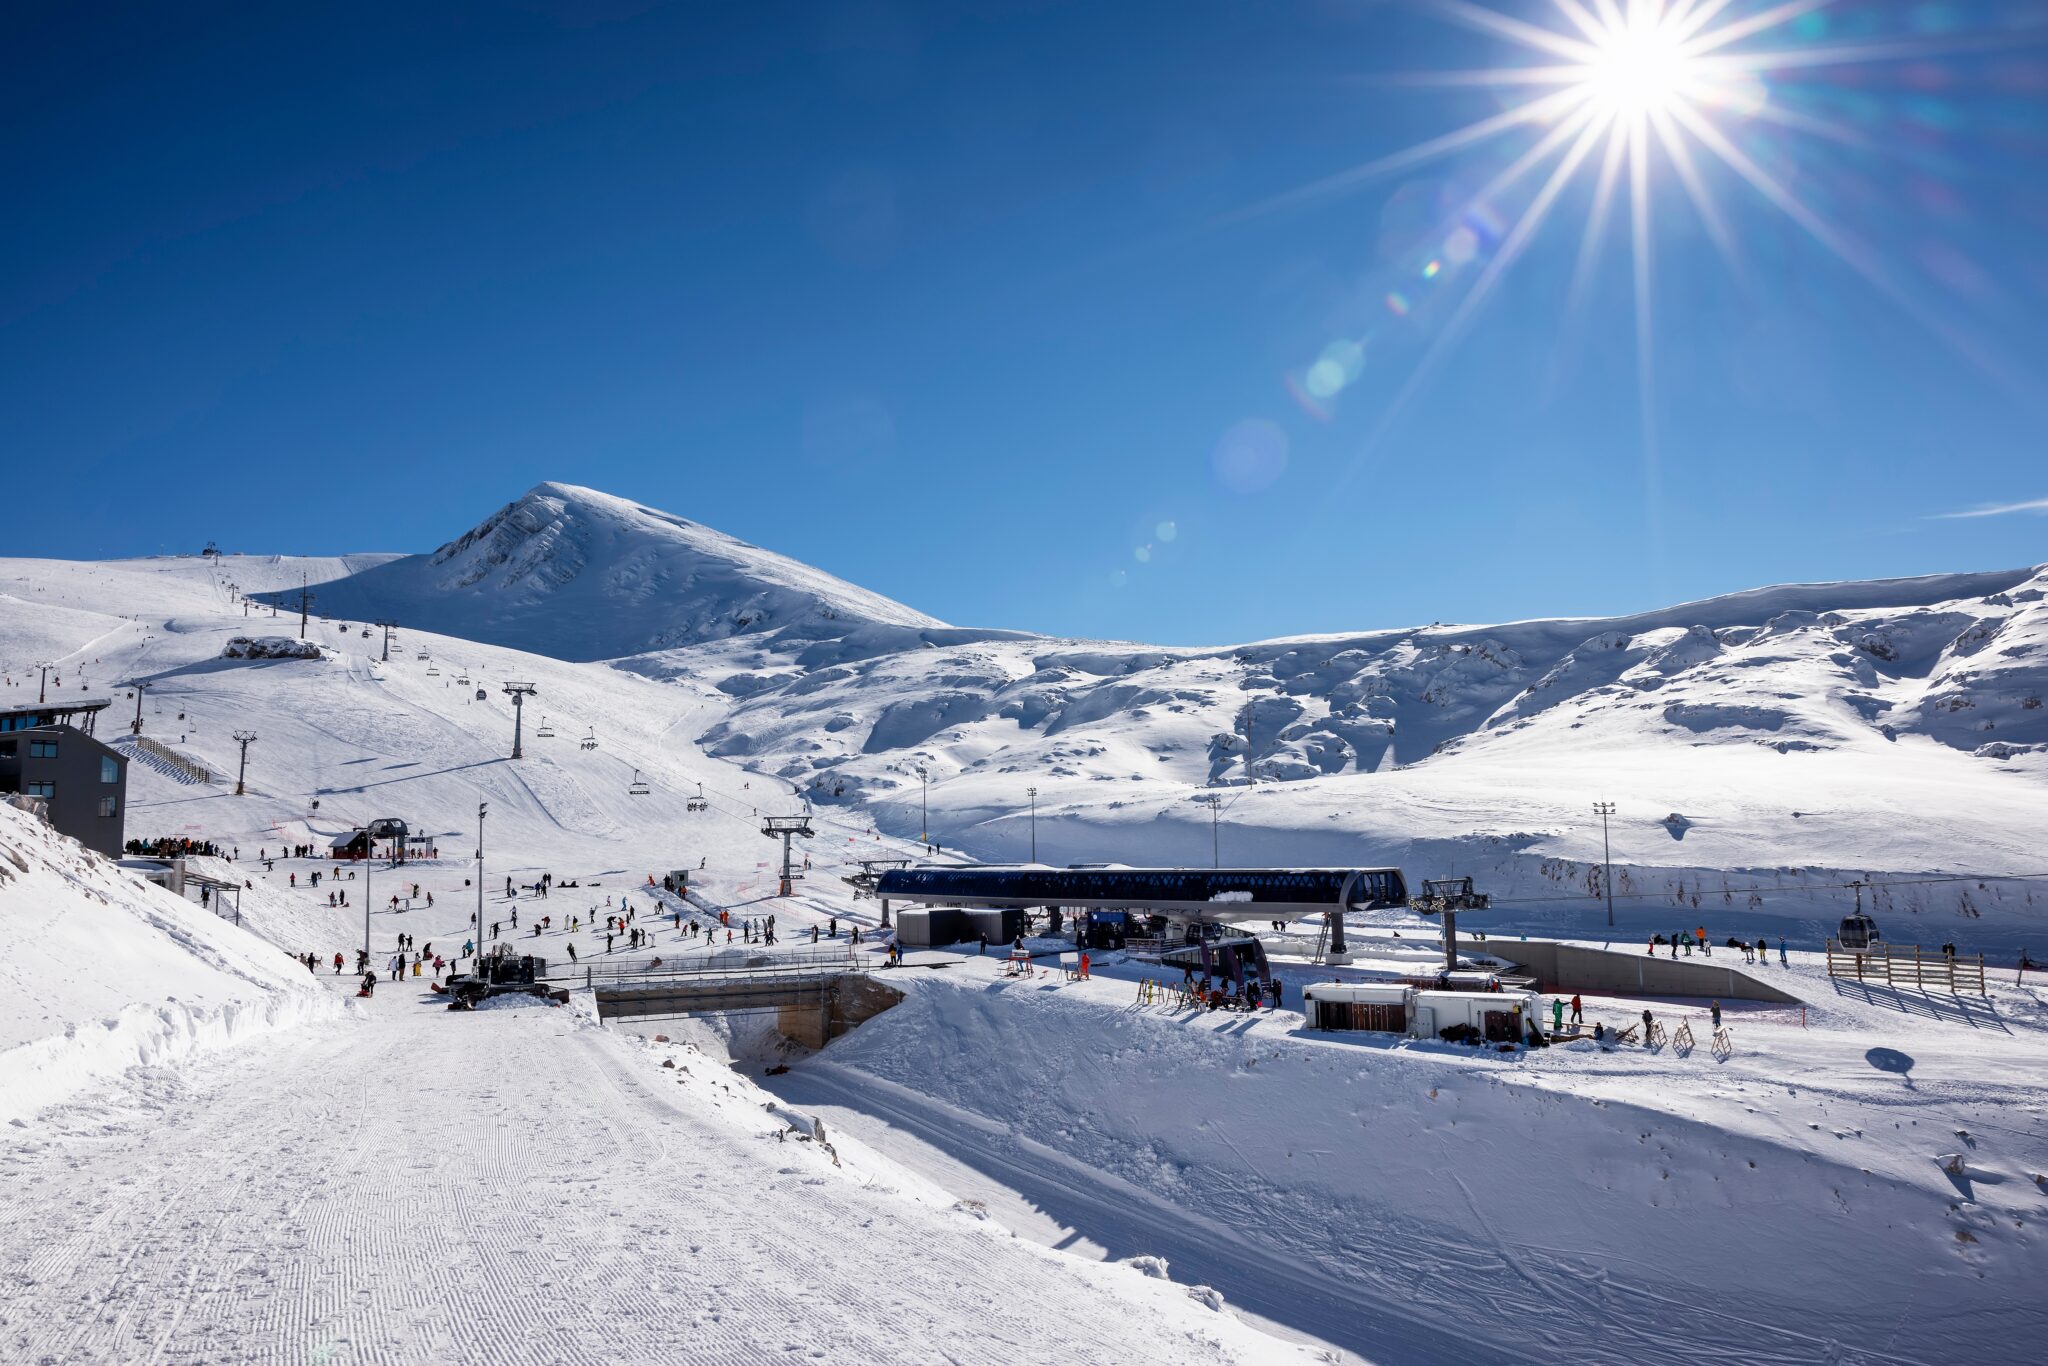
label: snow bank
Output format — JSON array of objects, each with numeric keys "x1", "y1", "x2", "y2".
[
  {"x1": 778, "y1": 968, "x2": 2048, "y2": 1363},
  {"x1": 0, "y1": 803, "x2": 340, "y2": 1125}
]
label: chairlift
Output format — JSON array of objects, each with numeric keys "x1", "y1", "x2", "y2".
[
  {"x1": 536, "y1": 715, "x2": 555, "y2": 739},
  {"x1": 361, "y1": 627, "x2": 371, "y2": 638},
  {"x1": 1837, "y1": 881, "x2": 1881, "y2": 953},
  {"x1": 580, "y1": 728, "x2": 599, "y2": 751},
  {"x1": 628, "y1": 769, "x2": 650, "y2": 796},
  {"x1": 415, "y1": 650, "x2": 430, "y2": 661},
  {"x1": 425, "y1": 664, "x2": 440, "y2": 677},
  {"x1": 687, "y1": 781, "x2": 708, "y2": 813}
]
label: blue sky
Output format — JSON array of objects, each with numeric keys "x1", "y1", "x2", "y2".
[{"x1": 4, "y1": 0, "x2": 2044, "y2": 644}]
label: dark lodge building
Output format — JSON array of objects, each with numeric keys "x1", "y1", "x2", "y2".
[{"x1": 0, "y1": 699, "x2": 128, "y2": 858}]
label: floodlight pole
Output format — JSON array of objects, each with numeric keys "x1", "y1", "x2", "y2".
[
  {"x1": 476, "y1": 800, "x2": 487, "y2": 963},
  {"x1": 916, "y1": 765, "x2": 929, "y2": 845},
  {"x1": 232, "y1": 730, "x2": 257, "y2": 795},
  {"x1": 1594, "y1": 801, "x2": 1617, "y2": 928},
  {"x1": 1027, "y1": 785, "x2": 1038, "y2": 862},
  {"x1": 356, "y1": 827, "x2": 372, "y2": 962},
  {"x1": 1200, "y1": 793, "x2": 1221, "y2": 868}
]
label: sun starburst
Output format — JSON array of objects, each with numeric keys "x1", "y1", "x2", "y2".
[{"x1": 1261, "y1": 0, "x2": 2023, "y2": 505}]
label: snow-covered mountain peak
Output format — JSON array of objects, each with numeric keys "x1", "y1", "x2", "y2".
[{"x1": 282, "y1": 482, "x2": 948, "y2": 661}]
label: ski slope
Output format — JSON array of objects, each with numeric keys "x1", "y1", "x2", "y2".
[
  {"x1": 0, "y1": 986, "x2": 1311, "y2": 1365},
  {"x1": 206, "y1": 482, "x2": 2048, "y2": 950}
]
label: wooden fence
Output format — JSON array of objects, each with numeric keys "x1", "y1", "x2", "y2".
[{"x1": 1825, "y1": 940, "x2": 1985, "y2": 994}]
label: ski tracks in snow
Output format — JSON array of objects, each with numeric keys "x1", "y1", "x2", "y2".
[{"x1": 0, "y1": 995, "x2": 1301, "y2": 1365}]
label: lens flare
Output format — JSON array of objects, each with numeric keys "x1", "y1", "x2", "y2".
[{"x1": 1248, "y1": 0, "x2": 2020, "y2": 490}]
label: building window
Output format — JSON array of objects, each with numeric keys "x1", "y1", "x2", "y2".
[
  {"x1": 99, "y1": 796, "x2": 118, "y2": 817},
  {"x1": 0, "y1": 739, "x2": 13, "y2": 757},
  {"x1": 101, "y1": 756, "x2": 119, "y2": 783},
  {"x1": 29, "y1": 738, "x2": 58, "y2": 758},
  {"x1": 26, "y1": 781, "x2": 55, "y2": 799}
]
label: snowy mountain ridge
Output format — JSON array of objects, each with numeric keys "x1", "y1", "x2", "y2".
[{"x1": 279, "y1": 482, "x2": 975, "y2": 662}]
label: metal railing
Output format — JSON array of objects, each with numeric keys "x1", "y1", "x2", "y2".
[{"x1": 545, "y1": 945, "x2": 861, "y2": 986}]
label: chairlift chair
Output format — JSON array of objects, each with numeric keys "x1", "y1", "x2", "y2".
[
  {"x1": 456, "y1": 669, "x2": 471, "y2": 685},
  {"x1": 536, "y1": 715, "x2": 555, "y2": 738},
  {"x1": 580, "y1": 728, "x2": 599, "y2": 751},
  {"x1": 416, "y1": 650, "x2": 429, "y2": 661},
  {"x1": 628, "y1": 769, "x2": 650, "y2": 796},
  {"x1": 425, "y1": 664, "x2": 440, "y2": 676},
  {"x1": 686, "y1": 781, "x2": 708, "y2": 812}
]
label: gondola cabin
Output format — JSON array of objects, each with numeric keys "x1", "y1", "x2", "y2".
[{"x1": 1838, "y1": 914, "x2": 1881, "y2": 952}]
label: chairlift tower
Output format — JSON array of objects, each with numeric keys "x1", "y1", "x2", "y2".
[
  {"x1": 500, "y1": 682, "x2": 538, "y2": 759},
  {"x1": 1406, "y1": 877, "x2": 1492, "y2": 973},
  {"x1": 372, "y1": 620, "x2": 399, "y2": 662},
  {"x1": 294, "y1": 574, "x2": 314, "y2": 640},
  {"x1": 231, "y1": 730, "x2": 257, "y2": 795},
  {"x1": 761, "y1": 815, "x2": 815, "y2": 897}
]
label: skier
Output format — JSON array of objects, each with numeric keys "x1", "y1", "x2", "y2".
[
  {"x1": 1569, "y1": 993, "x2": 1583, "y2": 1025},
  {"x1": 567, "y1": 943, "x2": 578, "y2": 963},
  {"x1": 333, "y1": 952, "x2": 344, "y2": 974}
]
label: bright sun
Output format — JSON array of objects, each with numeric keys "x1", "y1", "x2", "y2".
[
  {"x1": 1582, "y1": 19, "x2": 1694, "y2": 116},
  {"x1": 1265, "y1": 0, "x2": 1992, "y2": 483}
]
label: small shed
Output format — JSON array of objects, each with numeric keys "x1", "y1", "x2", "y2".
[
  {"x1": 1302, "y1": 982, "x2": 1412, "y2": 1033},
  {"x1": 964, "y1": 907, "x2": 1025, "y2": 946},
  {"x1": 1411, "y1": 989, "x2": 1537, "y2": 1044},
  {"x1": 895, "y1": 907, "x2": 971, "y2": 949}
]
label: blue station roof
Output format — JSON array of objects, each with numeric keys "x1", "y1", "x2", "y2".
[{"x1": 875, "y1": 865, "x2": 1407, "y2": 916}]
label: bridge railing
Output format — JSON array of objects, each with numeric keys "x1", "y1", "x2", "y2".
[{"x1": 545, "y1": 946, "x2": 862, "y2": 985}]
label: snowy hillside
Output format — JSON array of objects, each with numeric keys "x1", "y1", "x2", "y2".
[
  {"x1": 10, "y1": 486, "x2": 2048, "y2": 949},
  {"x1": 0, "y1": 799, "x2": 337, "y2": 1125}
]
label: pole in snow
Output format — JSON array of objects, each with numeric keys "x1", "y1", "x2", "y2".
[
  {"x1": 232, "y1": 730, "x2": 257, "y2": 795},
  {"x1": 1594, "y1": 801, "x2": 1617, "y2": 928},
  {"x1": 501, "y1": 682, "x2": 537, "y2": 759},
  {"x1": 476, "y1": 799, "x2": 487, "y2": 966},
  {"x1": 916, "y1": 764, "x2": 929, "y2": 845},
  {"x1": 1027, "y1": 785, "x2": 1037, "y2": 863}
]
